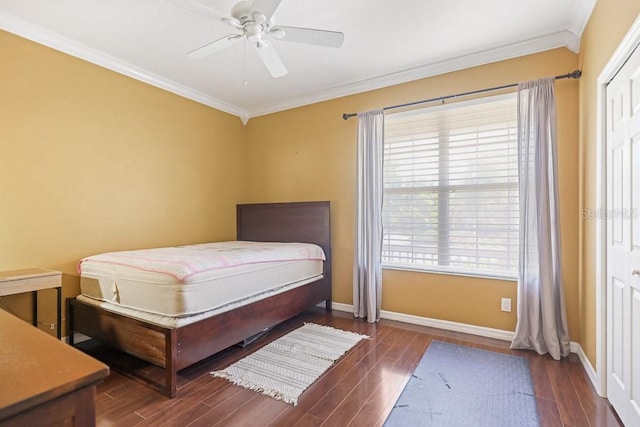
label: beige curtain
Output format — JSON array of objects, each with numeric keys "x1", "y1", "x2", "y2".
[
  {"x1": 510, "y1": 77, "x2": 570, "y2": 360},
  {"x1": 353, "y1": 109, "x2": 384, "y2": 323}
]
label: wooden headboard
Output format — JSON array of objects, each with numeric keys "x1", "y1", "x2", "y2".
[{"x1": 236, "y1": 201, "x2": 331, "y2": 280}]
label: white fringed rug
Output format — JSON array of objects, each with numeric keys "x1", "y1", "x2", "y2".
[{"x1": 211, "y1": 323, "x2": 368, "y2": 406}]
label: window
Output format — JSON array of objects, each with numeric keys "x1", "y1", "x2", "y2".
[{"x1": 382, "y1": 93, "x2": 518, "y2": 279}]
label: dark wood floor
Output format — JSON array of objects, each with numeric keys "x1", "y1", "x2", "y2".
[{"x1": 86, "y1": 308, "x2": 623, "y2": 427}]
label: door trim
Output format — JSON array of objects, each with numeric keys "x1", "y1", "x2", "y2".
[{"x1": 595, "y1": 13, "x2": 640, "y2": 397}]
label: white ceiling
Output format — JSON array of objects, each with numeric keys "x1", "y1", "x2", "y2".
[{"x1": 0, "y1": 0, "x2": 595, "y2": 122}]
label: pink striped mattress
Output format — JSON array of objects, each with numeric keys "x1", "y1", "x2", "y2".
[{"x1": 78, "y1": 241, "x2": 325, "y2": 320}]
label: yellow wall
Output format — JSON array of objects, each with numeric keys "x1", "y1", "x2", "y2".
[
  {"x1": 1, "y1": 26, "x2": 584, "y2": 342},
  {"x1": 578, "y1": 1, "x2": 640, "y2": 367},
  {"x1": 244, "y1": 48, "x2": 580, "y2": 334},
  {"x1": 0, "y1": 30, "x2": 246, "y2": 335}
]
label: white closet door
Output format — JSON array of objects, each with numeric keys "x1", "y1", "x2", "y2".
[{"x1": 606, "y1": 43, "x2": 640, "y2": 427}]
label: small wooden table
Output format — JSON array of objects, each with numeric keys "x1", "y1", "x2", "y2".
[
  {"x1": 0, "y1": 308, "x2": 109, "y2": 426},
  {"x1": 0, "y1": 269, "x2": 62, "y2": 339}
]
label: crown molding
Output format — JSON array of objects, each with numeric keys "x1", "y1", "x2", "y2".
[
  {"x1": 569, "y1": 0, "x2": 597, "y2": 37},
  {"x1": 1, "y1": 7, "x2": 584, "y2": 124},
  {"x1": 0, "y1": 10, "x2": 249, "y2": 120},
  {"x1": 247, "y1": 30, "x2": 581, "y2": 118}
]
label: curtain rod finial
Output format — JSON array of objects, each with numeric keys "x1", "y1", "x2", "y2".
[{"x1": 570, "y1": 69, "x2": 582, "y2": 79}]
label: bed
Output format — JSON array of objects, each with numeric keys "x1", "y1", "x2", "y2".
[{"x1": 67, "y1": 201, "x2": 332, "y2": 398}]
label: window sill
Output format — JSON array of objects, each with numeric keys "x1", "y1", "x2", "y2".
[{"x1": 381, "y1": 265, "x2": 517, "y2": 282}]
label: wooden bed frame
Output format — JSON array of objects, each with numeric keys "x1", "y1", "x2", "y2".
[{"x1": 68, "y1": 201, "x2": 332, "y2": 398}]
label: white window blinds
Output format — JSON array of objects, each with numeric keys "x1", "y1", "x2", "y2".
[{"x1": 382, "y1": 93, "x2": 518, "y2": 278}]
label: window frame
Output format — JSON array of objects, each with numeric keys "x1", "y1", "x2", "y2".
[{"x1": 381, "y1": 93, "x2": 519, "y2": 280}]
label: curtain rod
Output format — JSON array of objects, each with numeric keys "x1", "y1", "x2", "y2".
[{"x1": 342, "y1": 69, "x2": 582, "y2": 120}]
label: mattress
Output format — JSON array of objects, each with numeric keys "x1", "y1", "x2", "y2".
[
  {"x1": 78, "y1": 241, "x2": 325, "y2": 318},
  {"x1": 76, "y1": 273, "x2": 322, "y2": 328}
]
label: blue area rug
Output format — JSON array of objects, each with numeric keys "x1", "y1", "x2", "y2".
[{"x1": 384, "y1": 341, "x2": 540, "y2": 427}]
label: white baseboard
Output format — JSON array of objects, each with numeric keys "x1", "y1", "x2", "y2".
[
  {"x1": 381, "y1": 309, "x2": 516, "y2": 341},
  {"x1": 330, "y1": 302, "x2": 514, "y2": 341},
  {"x1": 328, "y1": 301, "x2": 600, "y2": 393},
  {"x1": 570, "y1": 341, "x2": 601, "y2": 395},
  {"x1": 328, "y1": 302, "x2": 353, "y2": 312}
]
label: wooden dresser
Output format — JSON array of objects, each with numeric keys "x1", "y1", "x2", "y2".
[{"x1": 0, "y1": 308, "x2": 109, "y2": 426}]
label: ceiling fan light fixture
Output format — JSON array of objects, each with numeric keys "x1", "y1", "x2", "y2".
[
  {"x1": 253, "y1": 12, "x2": 267, "y2": 25},
  {"x1": 245, "y1": 24, "x2": 262, "y2": 42}
]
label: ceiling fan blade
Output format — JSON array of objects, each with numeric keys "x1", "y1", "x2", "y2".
[
  {"x1": 271, "y1": 26, "x2": 344, "y2": 48},
  {"x1": 251, "y1": 0, "x2": 282, "y2": 21},
  {"x1": 187, "y1": 34, "x2": 242, "y2": 59},
  {"x1": 254, "y1": 41, "x2": 288, "y2": 78}
]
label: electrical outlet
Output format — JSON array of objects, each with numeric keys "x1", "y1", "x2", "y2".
[{"x1": 501, "y1": 297, "x2": 512, "y2": 312}]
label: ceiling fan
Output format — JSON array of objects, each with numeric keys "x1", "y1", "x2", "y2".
[{"x1": 187, "y1": 0, "x2": 344, "y2": 78}]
